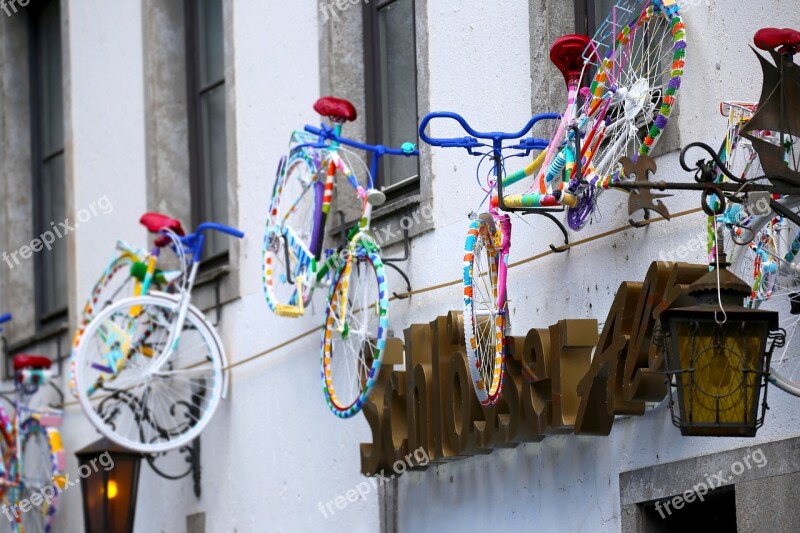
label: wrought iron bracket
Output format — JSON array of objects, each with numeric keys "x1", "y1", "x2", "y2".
[
  {"x1": 332, "y1": 210, "x2": 414, "y2": 300},
  {"x1": 493, "y1": 125, "x2": 582, "y2": 253},
  {"x1": 382, "y1": 228, "x2": 413, "y2": 299},
  {"x1": 146, "y1": 437, "x2": 201, "y2": 498}
]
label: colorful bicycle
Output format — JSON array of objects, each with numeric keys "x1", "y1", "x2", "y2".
[
  {"x1": 262, "y1": 97, "x2": 418, "y2": 418},
  {"x1": 0, "y1": 314, "x2": 66, "y2": 533},
  {"x1": 68, "y1": 213, "x2": 186, "y2": 399},
  {"x1": 712, "y1": 28, "x2": 800, "y2": 396},
  {"x1": 73, "y1": 221, "x2": 243, "y2": 452},
  {"x1": 419, "y1": 0, "x2": 685, "y2": 405},
  {"x1": 500, "y1": 0, "x2": 685, "y2": 230}
]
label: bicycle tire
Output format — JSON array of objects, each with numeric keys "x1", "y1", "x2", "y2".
[
  {"x1": 75, "y1": 294, "x2": 227, "y2": 452},
  {"x1": 568, "y1": 0, "x2": 686, "y2": 230},
  {"x1": 321, "y1": 235, "x2": 389, "y2": 418},
  {"x1": 263, "y1": 151, "x2": 321, "y2": 315},
  {"x1": 463, "y1": 217, "x2": 505, "y2": 405},
  {"x1": 69, "y1": 254, "x2": 138, "y2": 399},
  {"x1": 9, "y1": 419, "x2": 58, "y2": 533},
  {"x1": 730, "y1": 196, "x2": 800, "y2": 396}
]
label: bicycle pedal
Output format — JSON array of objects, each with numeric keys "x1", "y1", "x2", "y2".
[{"x1": 275, "y1": 305, "x2": 304, "y2": 318}]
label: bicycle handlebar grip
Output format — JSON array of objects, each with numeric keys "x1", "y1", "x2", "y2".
[
  {"x1": 304, "y1": 124, "x2": 324, "y2": 136},
  {"x1": 195, "y1": 223, "x2": 245, "y2": 239},
  {"x1": 418, "y1": 111, "x2": 482, "y2": 148},
  {"x1": 0, "y1": 313, "x2": 11, "y2": 325},
  {"x1": 498, "y1": 191, "x2": 577, "y2": 209}
]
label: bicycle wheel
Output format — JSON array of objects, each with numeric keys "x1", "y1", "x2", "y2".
[
  {"x1": 712, "y1": 114, "x2": 764, "y2": 259},
  {"x1": 263, "y1": 151, "x2": 321, "y2": 315},
  {"x1": 570, "y1": 1, "x2": 686, "y2": 229},
  {"x1": 75, "y1": 294, "x2": 226, "y2": 452},
  {"x1": 321, "y1": 235, "x2": 388, "y2": 418},
  {"x1": 9, "y1": 420, "x2": 58, "y2": 533},
  {"x1": 731, "y1": 196, "x2": 800, "y2": 396},
  {"x1": 463, "y1": 217, "x2": 505, "y2": 406},
  {"x1": 69, "y1": 254, "x2": 138, "y2": 398}
]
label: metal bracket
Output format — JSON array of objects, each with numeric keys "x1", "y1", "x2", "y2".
[
  {"x1": 144, "y1": 385, "x2": 203, "y2": 498},
  {"x1": 629, "y1": 208, "x2": 651, "y2": 229},
  {"x1": 212, "y1": 279, "x2": 223, "y2": 328},
  {"x1": 147, "y1": 437, "x2": 201, "y2": 498},
  {"x1": 382, "y1": 228, "x2": 413, "y2": 299},
  {"x1": 334, "y1": 210, "x2": 349, "y2": 250},
  {"x1": 620, "y1": 156, "x2": 673, "y2": 225}
]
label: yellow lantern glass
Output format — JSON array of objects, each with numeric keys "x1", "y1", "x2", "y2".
[{"x1": 661, "y1": 305, "x2": 780, "y2": 437}]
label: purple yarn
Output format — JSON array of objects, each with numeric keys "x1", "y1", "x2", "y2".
[
  {"x1": 655, "y1": 115, "x2": 669, "y2": 129},
  {"x1": 568, "y1": 190, "x2": 595, "y2": 231},
  {"x1": 674, "y1": 41, "x2": 687, "y2": 51},
  {"x1": 668, "y1": 77, "x2": 681, "y2": 90}
]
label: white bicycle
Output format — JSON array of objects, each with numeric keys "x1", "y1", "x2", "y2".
[{"x1": 73, "y1": 222, "x2": 243, "y2": 452}]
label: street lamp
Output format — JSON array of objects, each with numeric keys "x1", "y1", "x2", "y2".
[
  {"x1": 75, "y1": 438, "x2": 141, "y2": 533},
  {"x1": 659, "y1": 256, "x2": 786, "y2": 437}
]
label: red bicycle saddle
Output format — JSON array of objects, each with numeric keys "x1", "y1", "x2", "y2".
[
  {"x1": 550, "y1": 34, "x2": 592, "y2": 86},
  {"x1": 754, "y1": 28, "x2": 800, "y2": 55},
  {"x1": 139, "y1": 213, "x2": 185, "y2": 248},
  {"x1": 13, "y1": 355, "x2": 51, "y2": 371},
  {"x1": 313, "y1": 97, "x2": 357, "y2": 123}
]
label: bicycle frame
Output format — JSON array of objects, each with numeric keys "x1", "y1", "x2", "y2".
[
  {"x1": 89, "y1": 223, "x2": 243, "y2": 390},
  {"x1": 420, "y1": 112, "x2": 564, "y2": 322},
  {"x1": 270, "y1": 121, "x2": 417, "y2": 316}
]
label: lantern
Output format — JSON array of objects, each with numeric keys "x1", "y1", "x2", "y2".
[
  {"x1": 75, "y1": 438, "x2": 141, "y2": 533},
  {"x1": 660, "y1": 258, "x2": 785, "y2": 437}
]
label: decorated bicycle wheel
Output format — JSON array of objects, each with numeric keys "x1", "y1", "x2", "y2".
[
  {"x1": 732, "y1": 196, "x2": 800, "y2": 397},
  {"x1": 463, "y1": 216, "x2": 505, "y2": 406},
  {"x1": 711, "y1": 106, "x2": 763, "y2": 259},
  {"x1": 321, "y1": 236, "x2": 389, "y2": 418},
  {"x1": 263, "y1": 151, "x2": 321, "y2": 315},
  {"x1": 75, "y1": 295, "x2": 226, "y2": 452},
  {"x1": 9, "y1": 420, "x2": 59, "y2": 533},
  {"x1": 69, "y1": 254, "x2": 138, "y2": 398},
  {"x1": 569, "y1": 0, "x2": 686, "y2": 230}
]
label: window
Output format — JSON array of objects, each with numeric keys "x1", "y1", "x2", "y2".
[
  {"x1": 638, "y1": 486, "x2": 737, "y2": 532},
  {"x1": 186, "y1": 0, "x2": 228, "y2": 261},
  {"x1": 29, "y1": 0, "x2": 67, "y2": 325},
  {"x1": 575, "y1": 0, "x2": 618, "y2": 36},
  {"x1": 363, "y1": 0, "x2": 419, "y2": 200}
]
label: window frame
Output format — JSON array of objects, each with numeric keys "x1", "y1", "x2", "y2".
[
  {"x1": 573, "y1": 0, "x2": 598, "y2": 36},
  {"x1": 184, "y1": 0, "x2": 229, "y2": 268},
  {"x1": 28, "y1": 0, "x2": 67, "y2": 327},
  {"x1": 363, "y1": 0, "x2": 420, "y2": 202}
]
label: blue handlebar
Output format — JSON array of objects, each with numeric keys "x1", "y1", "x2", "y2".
[
  {"x1": 418, "y1": 111, "x2": 561, "y2": 152},
  {"x1": 173, "y1": 223, "x2": 245, "y2": 259},
  {"x1": 0, "y1": 313, "x2": 11, "y2": 325},
  {"x1": 194, "y1": 222, "x2": 245, "y2": 240},
  {"x1": 303, "y1": 124, "x2": 419, "y2": 157}
]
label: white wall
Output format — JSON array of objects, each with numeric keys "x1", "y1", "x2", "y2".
[{"x1": 53, "y1": 1, "x2": 800, "y2": 532}]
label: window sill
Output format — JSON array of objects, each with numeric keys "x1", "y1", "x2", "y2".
[{"x1": 328, "y1": 192, "x2": 433, "y2": 248}]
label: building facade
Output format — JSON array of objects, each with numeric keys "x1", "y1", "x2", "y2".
[{"x1": 0, "y1": 0, "x2": 798, "y2": 531}]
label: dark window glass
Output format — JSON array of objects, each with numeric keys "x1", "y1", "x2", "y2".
[
  {"x1": 575, "y1": 0, "x2": 618, "y2": 36},
  {"x1": 30, "y1": 0, "x2": 67, "y2": 324},
  {"x1": 186, "y1": 0, "x2": 228, "y2": 261},
  {"x1": 364, "y1": 0, "x2": 419, "y2": 199}
]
